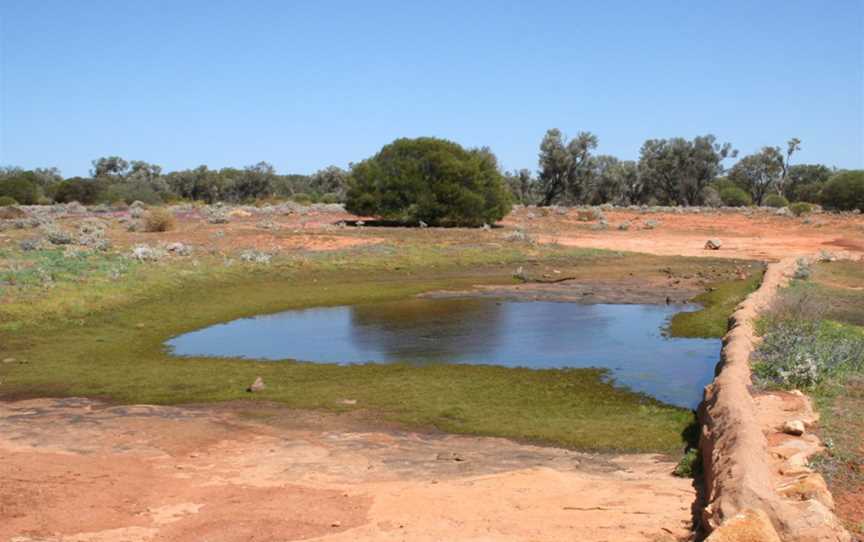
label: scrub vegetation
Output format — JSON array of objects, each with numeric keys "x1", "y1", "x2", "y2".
[{"x1": 753, "y1": 260, "x2": 864, "y2": 535}]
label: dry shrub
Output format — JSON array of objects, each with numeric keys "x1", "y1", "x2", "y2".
[{"x1": 143, "y1": 208, "x2": 175, "y2": 232}]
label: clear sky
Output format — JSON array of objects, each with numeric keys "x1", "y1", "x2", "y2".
[{"x1": 1, "y1": 1, "x2": 862, "y2": 177}]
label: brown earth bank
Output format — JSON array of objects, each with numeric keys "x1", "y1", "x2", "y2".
[{"x1": 0, "y1": 398, "x2": 696, "y2": 542}]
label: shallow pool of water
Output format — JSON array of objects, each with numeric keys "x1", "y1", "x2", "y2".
[{"x1": 166, "y1": 298, "x2": 720, "y2": 409}]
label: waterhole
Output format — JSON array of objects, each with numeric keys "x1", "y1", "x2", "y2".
[{"x1": 167, "y1": 298, "x2": 719, "y2": 408}]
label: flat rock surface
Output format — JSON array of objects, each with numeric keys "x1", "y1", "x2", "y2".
[{"x1": 0, "y1": 397, "x2": 696, "y2": 542}]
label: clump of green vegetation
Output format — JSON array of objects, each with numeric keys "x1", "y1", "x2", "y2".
[
  {"x1": 821, "y1": 170, "x2": 864, "y2": 212},
  {"x1": 674, "y1": 448, "x2": 701, "y2": 478},
  {"x1": 719, "y1": 186, "x2": 752, "y2": 207},
  {"x1": 789, "y1": 202, "x2": 813, "y2": 216},
  {"x1": 346, "y1": 137, "x2": 512, "y2": 227},
  {"x1": 143, "y1": 208, "x2": 176, "y2": 232},
  {"x1": 669, "y1": 271, "x2": 763, "y2": 338},
  {"x1": 763, "y1": 194, "x2": 789, "y2": 208},
  {"x1": 0, "y1": 196, "x2": 18, "y2": 206}
]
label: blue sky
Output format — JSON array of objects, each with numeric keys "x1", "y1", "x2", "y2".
[{"x1": 1, "y1": 1, "x2": 862, "y2": 177}]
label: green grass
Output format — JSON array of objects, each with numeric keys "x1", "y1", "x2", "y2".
[
  {"x1": 668, "y1": 271, "x2": 764, "y2": 338},
  {"x1": 0, "y1": 242, "x2": 755, "y2": 453}
]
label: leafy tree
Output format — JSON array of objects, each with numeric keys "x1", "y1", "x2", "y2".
[
  {"x1": 0, "y1": 175, "x2": 39, "y2": 204},
  {"x1": 309, "y1": 166, "x2": 350, "y2": 200},
  {"x1": 504, "y1": 169, "x2": 536, "y2": 205},
  {"x1": 91, "y1": 156, "x2": 130, "y2": 178},
  {"x1": 346, "y1": 137, "x2": 511, "y2": 226},
  {"x1": 777, "y1": 138, "x2": 801, "y2": 196},
  {"x1": 590, "y1": 155, "x2": 640, "y2": 205},
  {"x1": 728, "y1": 147, "x2": 785, "y2": 205},
  {"x1": 786, "y1": 164, "x2": 832, "y2": 200},
  {"x1": 225, "y1": 162, "x2": 275, "y2": 201},
  {"x1": 821, "y1": 170, "x2": 864, "y2": 211},
  {"x1": 165, "y1": 166, "x2": 225, "y2": 203},
  {"x1": 537, "y1": 129, "x2": 598, "y2": 205},
  {"x1": 271, "y1": 173, "x2": 313, "y2": 198},
  {"x1": 53, "y1": 177, "x2": 103, "y2": 204},
  {"x1": 638, "y1": 135, "x2": 735, "y2": 205}
]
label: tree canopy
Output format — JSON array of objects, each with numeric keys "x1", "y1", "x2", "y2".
[{"x1": 345, "y1": 137, "x2": 512, "y2": 226}]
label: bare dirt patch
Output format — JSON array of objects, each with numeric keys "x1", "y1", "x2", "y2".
[
  {"x1": 0, "y1": 398, "x2": 695, "y2": 542},
  {"x1": 502, "y1": 208, "x2": 864, "y2": 261}
]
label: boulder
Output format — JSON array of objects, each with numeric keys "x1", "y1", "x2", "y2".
[
  {"x1": 705, "y1": 239, "x2": 723, "y2": 250},
  {"x1": 782, "y1": 419, "x2": 806, "y2": 436}
]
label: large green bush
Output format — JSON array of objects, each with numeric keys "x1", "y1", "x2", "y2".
[
  {"x1": 789, "y1": 202, "x2": 813, "y2": 217},
  {"x1": 0, "y1": 176, "x2": 39, "y2": 205},
  {"x1": 820, "y1": 170, "x2": 864, "y2": 211},
  {"x1": 0, "y1": 196, "x2": 18, "y2": 206},
  {"x1": 346, "y1": 137, "x2": 512, "y2": 226},
  {"x1": 719, "y1": 186, "x2": 752, "y2": 207},
  {"x1": 763, "y1": 194, "x2": 789, "y2": 208}
]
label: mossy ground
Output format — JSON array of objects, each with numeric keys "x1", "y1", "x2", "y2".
[{"x1": 1, "y1": 240, "x2": 760, "y2": 454}]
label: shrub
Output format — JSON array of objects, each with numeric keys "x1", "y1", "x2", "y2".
[
  {"x1": 318, "y1": 192, "x2": 342, "y2": 204},
  {"x1": 143, "y1": 208, "x2": 175, "y2": 232},
  {"x1": 346, "y1": 137, "x2": 512, "y2": 227},
  {"x1": 291, "y1": 193, "x2": 312, "y2": 205},
  {"x1": 763, "y1": 194, "x2": 789, "y2": 208},
  {"x1": 719, "y1": 186, "x2": 752, "y2": 207},
  {"x1": 753, "y1": 319, "x2": 864, "y2": 389},
  {"x1": 820, "y1": 170, "x2": 864, "y2": 211},
  {"x1": 0, "y1": 196, "x2": 18, "y2": 206},
  {"x1": 789, "y1": 202, "x2": 813, "y2": 217},
  {"x1": 0, "y1": 177, "x2": 39, "y2": 205},
  {"x1": 791, "y1": 182, "x2": 823, "y2": 204},
  {"x1": 674, "y1": 448, "x2": 701, "y2": 478},
  {"x1": 103, "y1": 183, "x2": 163, "y2": 206}
]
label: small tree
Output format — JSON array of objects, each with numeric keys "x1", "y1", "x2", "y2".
[
  {"x1": 637, "y1": 135, "x2": 734, "y2": 206},
  {"x1": 537, "y1": 129, "x2": 597, "y2": 205},
  {"x1": 309, "y1": 166, "x2": 350, "y2": 201},
  {"x1": 729, "y1": 148, "x2": 784, "y2": 205},
  {"x1": 346, "y1": 137, "x2": 511, "y2": 226}
]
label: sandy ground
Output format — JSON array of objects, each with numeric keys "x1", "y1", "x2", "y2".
[
  {"x1": 501, "y1": 208, "x2": 864, "y2": 261},
  {"x1": 0, "y1": 398, "x2": 694, "y2": 542}
]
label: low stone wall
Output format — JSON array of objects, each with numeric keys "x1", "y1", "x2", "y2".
[{"x1": 699, "y1": 255, "x2": 852, "y2": 542}]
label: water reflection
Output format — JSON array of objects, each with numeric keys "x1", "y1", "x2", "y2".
[{"x1": 166, "y1": 298, "x2": 720, "y2": 408}]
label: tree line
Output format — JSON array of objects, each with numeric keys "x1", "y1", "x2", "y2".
[
  {"x1": 1, "y1": 131, "x2": 861, "y2": 215},
  {"x1": 509, "y1": 131, "x2": 843, "y2": 208},
  {"x1": 0, "y1": 159, "x2": 350, "y2": 206}
]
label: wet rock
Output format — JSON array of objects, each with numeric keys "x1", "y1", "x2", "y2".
[
  {"x1": 704, "y1": 239, "x2": 722, "y2": 250},
  {"x1": 246, "y1": 376, "x2": 265, "y2": 393},
  {"x1": 782, "y1": 419, "x2": 806, "y2": 436}
]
